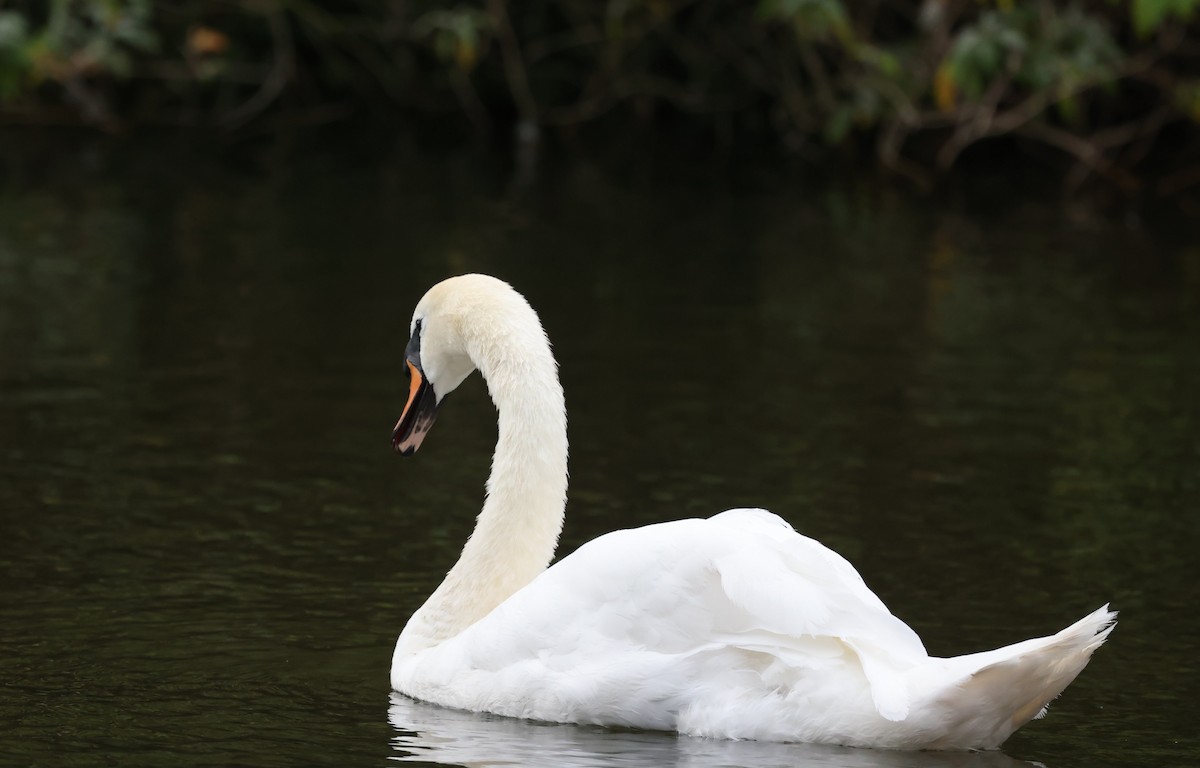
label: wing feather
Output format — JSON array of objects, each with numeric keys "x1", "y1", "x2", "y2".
[{"x1": 412, "y1": 509, "x2": 928, "y2": 724}]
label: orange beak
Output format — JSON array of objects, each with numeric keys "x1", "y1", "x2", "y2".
[{"x1": 392, "y1": 358, "x2": 439, "y2": 454}]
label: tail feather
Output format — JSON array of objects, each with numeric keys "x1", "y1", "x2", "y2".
[{"x1": 928, "y1": 605, "x2": 1116, "y2": 750}]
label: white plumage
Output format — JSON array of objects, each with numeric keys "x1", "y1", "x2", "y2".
[{"x1": 389, "y1": 274, "x2": 1114, "y2": 750}]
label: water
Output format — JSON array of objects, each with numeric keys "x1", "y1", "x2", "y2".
[{"x1": 1, "y1": 131, "x2": 1198, "y2": 767}]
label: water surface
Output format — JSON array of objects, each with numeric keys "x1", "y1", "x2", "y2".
[{"x1": 1, "y1": 132, "x2": 1197, "y2": 767}]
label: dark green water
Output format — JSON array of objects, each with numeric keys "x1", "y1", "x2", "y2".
[{"x1": 2, "y1": 133, "x2": 1198, "y2": 767}]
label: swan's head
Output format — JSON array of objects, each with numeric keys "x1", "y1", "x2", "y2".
[{"x1": 392, "y1": 274, "x2": 547, "y2": 455}]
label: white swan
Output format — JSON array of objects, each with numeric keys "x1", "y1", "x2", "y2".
[{"x1": 389, "y1": 273, "x2": 1115, "y2": 750}]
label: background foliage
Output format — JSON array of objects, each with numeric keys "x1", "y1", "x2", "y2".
[{"x1": 1, "y1": 1, "x2": 1199, "y2": 189}]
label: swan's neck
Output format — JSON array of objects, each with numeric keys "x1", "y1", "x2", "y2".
[{"x1": 397, "y1": 334, "x2": 567, "y2": 655}]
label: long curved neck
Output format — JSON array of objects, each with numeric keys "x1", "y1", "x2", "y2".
[{"x1": 397, "y1": 326, "x2": 568, "y2": 654}]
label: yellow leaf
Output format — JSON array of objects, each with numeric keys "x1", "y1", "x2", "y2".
[
  {"x1": 934, "y1": 64, "x2": 957, "y2": 112},
  {"x1": 454, "y1": 39, "x2": 477, "y2": 72},
  {"x1": 188, "y1": 25, "x2": 229, "y2": 57}
]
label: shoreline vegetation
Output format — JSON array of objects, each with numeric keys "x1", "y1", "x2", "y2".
[{"x1": 1, "y1": 1, "x2": 1199, "y2": 194}]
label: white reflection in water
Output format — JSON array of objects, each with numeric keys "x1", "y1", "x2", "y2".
[{"x1": 387, "y1": 693, "x2": 1041, "y2": 768}]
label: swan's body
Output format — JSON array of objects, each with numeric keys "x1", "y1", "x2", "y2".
[{"x1": 389, "y1": 274, "x2": 1115, "y2": 750}]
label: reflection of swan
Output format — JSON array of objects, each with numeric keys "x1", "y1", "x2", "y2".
[
  {"x1": 389, "y1": 274, "x2": 1115, "y2": 750},
  {"x1": 387, "y1": 693, "x2": 1043, "y2": 768}
]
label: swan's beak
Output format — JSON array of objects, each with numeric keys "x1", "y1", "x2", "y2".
[{"x1": 393, "y1": 359, "x2": 439, "y2": 455}]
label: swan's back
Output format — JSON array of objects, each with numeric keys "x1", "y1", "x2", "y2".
[{"x1": 393, "y1": 509, "x2": 936, "y2": 744}]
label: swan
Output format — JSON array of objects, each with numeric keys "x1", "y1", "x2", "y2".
[{"x1": 389, "y1": 273, "x2": 1115, "y2": 750}]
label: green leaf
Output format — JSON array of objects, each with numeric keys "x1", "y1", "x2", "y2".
[
  {"x1": 823, "y1": 104, "x2": 852, "y2": 144},
  {"x1": 0, "y1": 11, "x2": 30, "y2": 101},
  {"x1": 854, "y1": 43, "x2": 900, "y2": 78},
  {"x1": 758, "y1": 0, "x2": 851, "y2": 43},
  {"x1": 1132, "y1": 0, "x2": 1200, "y2": 38},
  {"x1": 1173, "y1": 79, "x2": 1200, "y2": 122},
  {"x1": 0, "y1": 11, "x2": 28, "y2": 52},
  {"x1": 1132, "y1": 0, "x2": 1170, "y2": 37}
]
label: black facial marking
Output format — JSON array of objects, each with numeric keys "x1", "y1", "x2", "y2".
[{"x1": 406, "y1": 319, "x2": 424, "y2": 371}]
